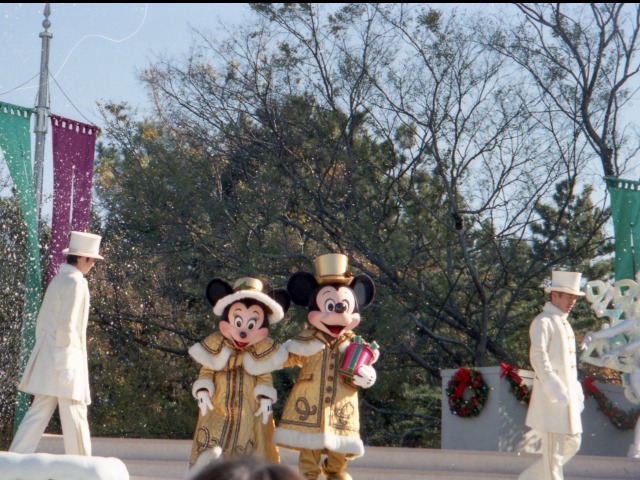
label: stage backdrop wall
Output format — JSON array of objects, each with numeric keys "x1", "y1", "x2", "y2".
[{"x1": 441, "y1": 366, "x2": 635, "y2": 457}]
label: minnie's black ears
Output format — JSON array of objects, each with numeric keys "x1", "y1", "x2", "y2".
[{"x1": 205, "y1": 278, "x2": 233, "y2": 306}]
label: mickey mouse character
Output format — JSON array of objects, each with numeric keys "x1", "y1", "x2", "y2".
[
  {"x1": 187, "y1": 277, "x2": 290, "y2": 473},
  {"x1": 273, "y1": 254, "x2": 379, "y2": 480}
]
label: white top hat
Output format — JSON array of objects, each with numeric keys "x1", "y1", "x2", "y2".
[
  {"x1": 62, "y1": 231, "x2": 104, "y2": 260},
  {"x1": 544, "y1": 271, "x2": 585, "y2": 296}
]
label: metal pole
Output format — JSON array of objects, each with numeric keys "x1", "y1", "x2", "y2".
[{"x1": 33, "y1": 3, "x2": 52, "y2": 229}]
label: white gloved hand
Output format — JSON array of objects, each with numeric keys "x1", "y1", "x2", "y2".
[
  {"x1": 59, "y1": 369, "x2": 74, "y2": 384},
  {"x1": 254, "y1": 398, "x2": 273, "y2": 425},
  {"x1": 196, "y1": 390, "x2": 214, "y2": 417},
  {"x1": 353, "y1": 364, "x2": 377, "y2": 389},
  {"x1": 554, "y1": 391, "x2": 569, "y2": 406}
]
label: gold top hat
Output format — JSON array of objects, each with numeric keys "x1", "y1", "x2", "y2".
[
  {"x1": 314, "y1": 253, "x2": 354, "y2": 285},
  {"x1": 233, "y1": 277, "x2": 264, "y2": 292}
]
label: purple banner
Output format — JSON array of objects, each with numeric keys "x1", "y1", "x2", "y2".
[{"x1": 46, "y1": 115, "x2": 98, "y2": 284}]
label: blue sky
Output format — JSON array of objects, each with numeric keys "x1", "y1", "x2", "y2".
[
  {"x1": 1, "y1": 3, "x2": 251, "y2": 125},
  {"x1": 0, "y1": 3, "x2": 252, "y2": 216},
  {"x1": 0, "y1": 2, "x2": 459, "y2": 211},
  {"x1": 1, "y1": 3, "x2": 480, "y2": 126}
]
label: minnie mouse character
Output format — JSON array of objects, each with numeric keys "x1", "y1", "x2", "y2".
[
  {"x1": 187, "y1": 277, "x2": 290, "y2": 473},
  {"x1": 273, "y1": 254, "x2": 379, "y2": 480}
]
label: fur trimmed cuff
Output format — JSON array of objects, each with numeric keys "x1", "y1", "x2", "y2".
[
  {"x1": 272, "y1": 428, "x2": 364, "y2": 458},
  {"x1": 192, "y1": 378, "x2": 214, "y2": 399},
  {"x1": 254, "y1": 384, "x2": 277, "y2": 403},
  {"x1": 285, "y1": 339, "x2": 326, "y2": 357}
]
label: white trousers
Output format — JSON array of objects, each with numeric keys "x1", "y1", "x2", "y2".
[
  {"x1": 519, "y1": 431, "x2": 581, "y2": 480},
  {"x1": 9, "y1": 394, "x2": 92, "y2": 456}
]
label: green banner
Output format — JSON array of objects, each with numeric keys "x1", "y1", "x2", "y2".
[
  {"x1": 605, "y1": 176, "x2": 640, "y2": 281},
  {"x1": 0, "y1": 102, "x2": 43, "y2": 430}
]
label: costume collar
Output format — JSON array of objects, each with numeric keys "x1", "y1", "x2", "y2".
[
  {"x1": 285, "y1": 328, "x2": 353, "y2": 356},
  {"x1": 59, "y1": 263, "x2": 83, "y2": 276},
  {"x1": 243, "y1": 339, "x2": 288, "y2": 375},
  {"x1": 543, "y1": 301, "x2": 569, "y2": 320},
  {"x1": 189, "y1": 331, "x2": 286, "y2": 375},
  {"x1": 317, "y1": 329, "x2": 355, "y2": 348}
]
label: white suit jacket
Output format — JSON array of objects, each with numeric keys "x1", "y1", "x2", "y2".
[
  {"x1": 525, "y1": 302, "x2": 584, "y2": 434},
  {"x1": 18, "y1": 263, "x2": 91, "y2": 404}
]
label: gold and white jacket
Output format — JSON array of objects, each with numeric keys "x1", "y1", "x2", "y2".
[
  {"x1": 188, "y1": 331, "x2": 288, "y2": 465},
  {"x1": 273, "y1": 329, "x2": 378, "y2": 458}
]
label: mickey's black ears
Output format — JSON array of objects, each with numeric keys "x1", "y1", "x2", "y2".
[
  {"x1": 269, "y1": 289, "x2": 291, "y2": 314},
  {"x1": 206, "y1": 278, "x2": 233, "y2": 306},
  {"x1": 287, "y1": 272, "x2": 318, "y2": 307},
  {"x1": 352, "y1": 274, "x2": 375, "y2": 309},
  {"x1": 287, "y1": 271, "x2": 375, "y2": 309}
]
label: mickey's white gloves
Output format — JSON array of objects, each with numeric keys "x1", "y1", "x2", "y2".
[
  {"x1": 196, "y1": 390, "x2": 214, "y2": 417},
  {"x1": 353, "y1": 364, "x2": 377, "y2": 389},
  {"x1": 59, "y1": 369, "x2": 74, "y2": 384},
  {"x1": 255, "y1": 398, "x2": 273, "y2": 424}
]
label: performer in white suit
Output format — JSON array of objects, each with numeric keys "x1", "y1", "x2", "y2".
[
  {"x1": 519, "y1": 271, "x2": 586, "y2": 480},
  {"x1": 10, "y1": 231, "x2": 103, "y2": 456}
]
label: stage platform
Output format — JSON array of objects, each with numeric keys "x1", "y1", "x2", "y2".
[{"x1": 35, "y1": 434, "x2": 640, "y2": 480}]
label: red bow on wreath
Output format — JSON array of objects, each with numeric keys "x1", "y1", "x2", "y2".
[
  {"x1": 500, "y1": 362, "x2": 523, "y2": 384},
  {"x1": 454, "y1": 367, "x2": 471, "y2": 398},
  {"x1": 583, "y1": 376, "x2": 599, "y2": 395}
]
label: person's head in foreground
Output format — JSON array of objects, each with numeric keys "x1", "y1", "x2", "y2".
[{"x1": 191, "y1": 456, "x2": 305, "y2": 480}]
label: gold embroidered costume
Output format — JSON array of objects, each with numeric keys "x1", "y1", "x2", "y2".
[
  {"x1": 274, "y1": 329, "x2": 369, "y2": 458},
  {"x1": 188, "y1": 331, "x2": 287, "y2": 466}
]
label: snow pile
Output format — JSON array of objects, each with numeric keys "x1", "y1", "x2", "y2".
[{"x1": 0, "y1": 452, "x2": 129, "y2": 480}]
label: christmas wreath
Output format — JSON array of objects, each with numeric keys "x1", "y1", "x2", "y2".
[
  {"x1": 446, "y1": 367, "x2": 489, "y2": 417},
  {"x1": 500, "y1": 362, "x2": 532, "y2": 405},
  {"x1": 583, "y1": 377, "x2": 640, "y2": 430}
]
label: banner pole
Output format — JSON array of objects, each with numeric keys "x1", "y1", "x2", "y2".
[{"x1": 33, "y1": 3, "x2": 52, "y2": 229}]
